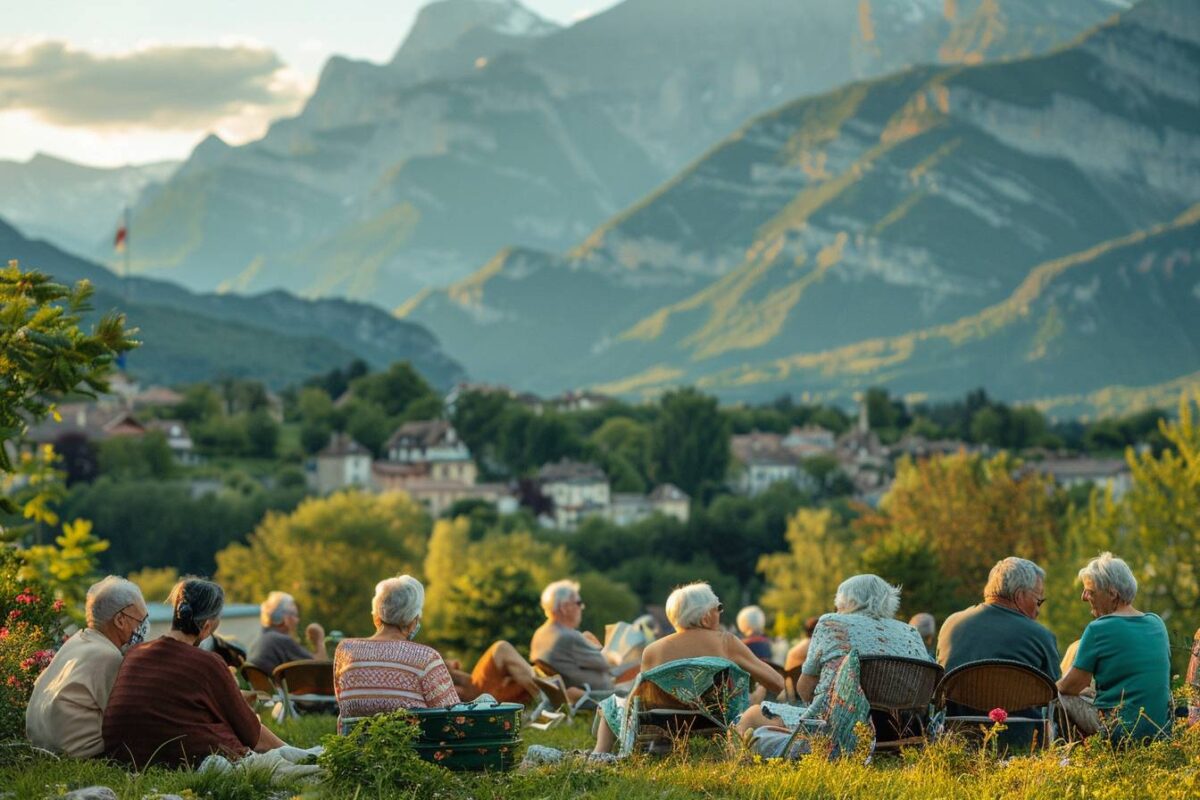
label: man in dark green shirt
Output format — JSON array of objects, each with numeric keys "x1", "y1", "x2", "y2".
[{"x1": 938, "y1": 557, "x2": 1060, "y2": 751}]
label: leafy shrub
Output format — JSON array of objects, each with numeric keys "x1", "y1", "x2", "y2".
[
  {"x1": 0, "y1": 550, "x2": 65, "y2": 742},
  {"x1": 319, "y1": 712, "x2": 447, "y2": 793}
]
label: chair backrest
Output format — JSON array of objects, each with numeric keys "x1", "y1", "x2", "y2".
[
  {"x1": 241, "y1": 663, "x2": 276, "y2": 694},
  {"x1": 859, "y1": 655, "x2": 944, "y2": 713},
  {"x1": 635, "y1": 658, "x2": 751, "y2": 724},
  {"x1": 532, "y1": 673, "x2": 570, "y2": 710},
  {"x1": 211, "y1": 635, "x2": 247, "y2": 669},
  {"x1": 274, "y1": 659, "x2": 335, "y2": 696},
  {"x1": 935, "y1": 659, "x2": 1057, "y2": 713}
]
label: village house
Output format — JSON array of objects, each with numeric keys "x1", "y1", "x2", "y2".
[
  {"x1": 610, "y1": 483, "x2": 692, "y2": 525},
  {"x1": 21, "y1": 403, "x2": 146, "y2": 453},
  {"x1": 730, "y1": 432, "x2": 809, "y2": 496},
  {"x1": 538, "y1": 458, "x2": 611, "y2": 530},
  {"x1": 782, "y1": 424, "x2": 836, "y2": 456},
  {"x1": 1025, "y1": 457, "x2": 1134, "y2": 499},
  {"x1": 142, "y1": 419, "x2": 201, "y2": 466},
  {"x1": 384, "y1": 420, "x2": 477, "y2": 484},
  {"x1": 314, "y1": 433, "x2": 372, "y2": 495}
]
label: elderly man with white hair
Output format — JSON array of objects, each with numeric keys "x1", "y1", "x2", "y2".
[
  {"x1": 26, "y1": 575, "x2": 148, "y2": 757},
  {"x1": 247, "y1": 591, "x2": 327, "y2": 675},
  {"x1": 530, "y1": 579, "x2": 617, "y2": 694},
  {"x1": 1057, "y1": 552, "x2": 1171, "y2": 744},
  {"x1": 736, "y1": 574, "x2": 929, "y2": 737},
  {"x1": 736, "y1": 605, "x2": 774, "y2": 662},
  {"x1": 937, "y1": 557, "x2": 1060, "y2": 751},
  {"x1": 938, "y1": 557, "x2": 1060, "y2": 676},
  {"x1": 909, "y1": 612, "x2": 937, "y2": 659}
]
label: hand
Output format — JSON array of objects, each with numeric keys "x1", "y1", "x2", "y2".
[
  {"x1": 582, "y1": 631, "x2": 602, "y2": 647},
  {"x1": 447, "y1": 659, "x2": 462, "y2": 671},
  {"x1": 305, "y1": 623, "x2": 325, "y2": 645}
]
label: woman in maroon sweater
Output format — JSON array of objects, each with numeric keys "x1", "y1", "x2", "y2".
[{"x1": 103, "y1": 577, "x2": 287, "y2": 768}]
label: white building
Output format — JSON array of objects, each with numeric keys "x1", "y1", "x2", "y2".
[
  {"x1": 314, "y1": 433, "x2": 372, "y2": 495},
  {"x1": 1027, "y1": 458, "x2": 1133, "y2": 499},
  {"x1": 538, "y1": 459, "x2": 611, "y2": 530},
  {"x1": 731, "y1": 432, "x2": 806, "y2": 496},
  {"x1": 384, "y1": 420, "x2": 477, "y2": 485},
  {"x1": 610, "y1": 483, "x2": 690, "y2": 526}
]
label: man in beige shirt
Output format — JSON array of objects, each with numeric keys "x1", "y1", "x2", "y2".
[{"x1": 26, "y1": 576, "x2": 148, "y2": 757}]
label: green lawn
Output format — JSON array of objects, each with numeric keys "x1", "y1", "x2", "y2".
[{"x1": 2, "y1": 714, "x2": 1198, "y2": 799}]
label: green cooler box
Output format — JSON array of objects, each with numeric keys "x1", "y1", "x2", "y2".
[{"x1": 408, "y1": 700, "x2": 523, "y2": 772}]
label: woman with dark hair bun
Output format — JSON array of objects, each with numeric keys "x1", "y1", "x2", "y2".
[{"x1": 103, "y1": 577, "x2": 290, "y2": 768}]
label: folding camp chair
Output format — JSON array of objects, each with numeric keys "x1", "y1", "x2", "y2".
[
  {"x1": 525, "y1": 672, "x2": 570, "y2": 730},
  {"x1": 533, "y1": 659, "x2": 622, "y2": 714},
  {"x1": 858, "y1": 655, "x2": 944, "y2": 751},
  {"x1": 274, "y1": 659, "x2": 338, "y2": 720},
  {"x1": 627, "y1": 658, "x2": 751, "y2": 755},
  {"x1": 934, "y1": 659, "x2": 1058, "y2": 749},
  {"x1": 240, "y1": 663, "x2": 283, "y2": 710}
]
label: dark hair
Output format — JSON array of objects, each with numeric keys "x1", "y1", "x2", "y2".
[
  {"x1": 167, "y1": 577, "x2": 224, "y2": 636},
  {"x1": 804, "y1": 616, "x2": 820, "y2": 637}
]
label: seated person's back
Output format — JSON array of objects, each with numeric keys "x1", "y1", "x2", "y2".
[
  {"x1": 103, "y1": 635, "x2": 261, "y2": 768},
  {"x1": 334, "y1": 638, "x2": 459, "y2": 721}
]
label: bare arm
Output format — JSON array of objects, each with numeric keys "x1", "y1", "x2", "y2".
[
  {"x1": 726, "y1": 633, "x2": 784, "y2": 696},
  {"x1": 1057, "y1": 667, "x2": 1094, "y2": 697},
  {"x1": 797, "y1": 673, "x2": 819, "y2": 704}
]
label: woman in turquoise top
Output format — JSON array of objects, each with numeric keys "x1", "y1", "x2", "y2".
[{"x1": 1058, "y1": 552, "x2": 1172, "y2": 744}]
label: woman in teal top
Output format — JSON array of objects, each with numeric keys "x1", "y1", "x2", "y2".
[{"x1": 1058, "y1": 552, "x2": 1172, "y2": 744}]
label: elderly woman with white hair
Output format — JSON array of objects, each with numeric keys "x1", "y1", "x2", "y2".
[
  {"x1": 334, "y1": 575, "x2": 540, "y2": 728},
  {"x1": 593, "y1": 582, "x2": 784, "y2": 753},
  {"x1": 735, "y1": 574, "x2": 930, "y2": 737},
  {"x1": 1057, "y1": 552, "x2": 1171, "y2": 744}
]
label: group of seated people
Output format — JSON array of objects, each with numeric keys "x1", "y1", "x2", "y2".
[{"x1": 20, "y1": 550, "x2": 1191, "y2": 768}]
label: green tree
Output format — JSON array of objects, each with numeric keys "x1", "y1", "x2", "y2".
[
  {"x1": 297, "y1": 387, "x2": 336, "y2": 427},
  {"x1": 577, "y1": 571, "x2": 641, "y2": 634},
  {"x1": 857, "y1": 531, "x2": 943, "y2": 619},
  {"x1": 245, "y1": 409, "x2": 279, "y2": 459},
  {"x1": 651, "y1": 388, "x2": 730, "y2": 497},
  {"x1": 98, "y1": 431, "x2": 175, "y2": 479},
  {"x1": 342, "y1": 399, "x2": 393, "y2": 457},
  {"x1": 759, "y1": 507, "x2": 854, "y2": 621},
  {"x1": 215, "y1": 491, "x2": 429, "y2": 636},
  {"x1": 1072, "y1": 393, "x2": 1200, "y2": 670},
  {"x1": 422, "y1": 517, "x2": 471, "y2": 632},
  {"x1": 0, "y1": 261, "x2": 136, "y2": 480},
  {"x1": 351, "y1": 362, "x2": 437, "y2": 418},
  {"x1": 437, "y1": 562, "x2": 543, "y2": 661}
]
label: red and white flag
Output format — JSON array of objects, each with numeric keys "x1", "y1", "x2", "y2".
[{"x1": 113, "y1": 221, "x2": 128, "y2": 253}]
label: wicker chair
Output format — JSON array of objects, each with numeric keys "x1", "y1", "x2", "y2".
[
  {"x1": 632, "y1": 671, "x2": 733, "y2": 754},
  {"x1": 858, "y1": 655, "x2": 944, "y2": 751},
  {"x1": 934, "y1": 659, "x2": 1058, "y2": 747},
  {"x1": 274, "y1": 659, "x2": 338, "y2": 719}
]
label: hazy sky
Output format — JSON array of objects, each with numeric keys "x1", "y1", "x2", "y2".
[{"x1": 1, "y1": 0, "x2": 618, "y2": 167}]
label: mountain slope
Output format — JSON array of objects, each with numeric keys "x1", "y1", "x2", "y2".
[
  {"x1": 403, "y1": 0, "x2": 1200, "y2": 406},
  {"x1": 1, "y1": 220, "x2": 465, "y2": 389},
  {"x1": 115, "y1": 0, "x2": 1122, "y2": 306},
  {"x1": 0, "y1": 154, "x2": 177, "y2": 257}
]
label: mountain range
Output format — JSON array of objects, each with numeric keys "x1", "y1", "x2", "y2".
[
  {"x1": 0, "y1": 154, "x2": 177, "y2": 259},
  {"x1": 1, "y1": 220, "x2": 464, "y2": 390},
  {"x1": 401, "y1": 0, "x2": 1200, "y2": 408},
  {"x1": 98, "y1": 0, "x2": 1125, "y2": 306}
]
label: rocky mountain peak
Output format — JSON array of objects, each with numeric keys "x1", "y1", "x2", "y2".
[{"x1": 389, "y1": 0, "x2": 559, "y2": 66}]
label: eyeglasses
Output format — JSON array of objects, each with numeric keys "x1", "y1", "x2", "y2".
[
  {"x1": 119, "y1": 608, "x2": 149, "y2": 626},
  {"x1": 567, "y1": 598, "x2": 586, "y2": 609},
  {"x1": 716, "y1": 603, "x2": 724, "y2": 614}
]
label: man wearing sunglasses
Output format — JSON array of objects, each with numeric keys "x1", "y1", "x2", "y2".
[
  {"x1": 531, "y1": 579, "x2": 615, "y2": 695},
  {"x1": 27, "y1": 575, "x2": 149, "y2": 758}
]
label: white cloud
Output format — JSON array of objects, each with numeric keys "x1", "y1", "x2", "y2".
[{"x1": 0, "y1": 39, "x2": 311, "y2": 130}]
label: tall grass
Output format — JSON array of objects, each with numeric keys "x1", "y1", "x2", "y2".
[{"x1": 3, "y1": 715, "x2": 1197, "y2": 799}]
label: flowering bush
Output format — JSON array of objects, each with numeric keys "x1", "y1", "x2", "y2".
[{"x1": 0, "y1": 549, "x2": 65, "y2": 743}]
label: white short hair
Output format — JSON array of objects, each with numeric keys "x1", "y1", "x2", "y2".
[
  {"x1": 665, "y1": 582, "x2": 720, "y2": 630},
  {"x1": 86, "y1": 576, "x2": 145, "y2": 628},
  {"x1": 541, "y1": 579, "x2": 580, "y2": 617},
  {"x1": 736, "y1": 605, "x2": 766, "y2": 636},
  {"x1": 909, "y1": 613, "x2": 936, "y2": 639},
  {"x1": 834, "y1": 574, "x2": 900, "y2": 619},
  {"x1": 260, "y1": 591, "x2": 298, "y2": 627},
  {"x1": 1078, "y1": 552, "x2": 1138, "y2": 605},
  {"x1": 374, "y1": 575, "x2": 424, "y2": 628},
  {"x1": 984, "y1": 557, "x2": 1045, "y2": 602}
]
